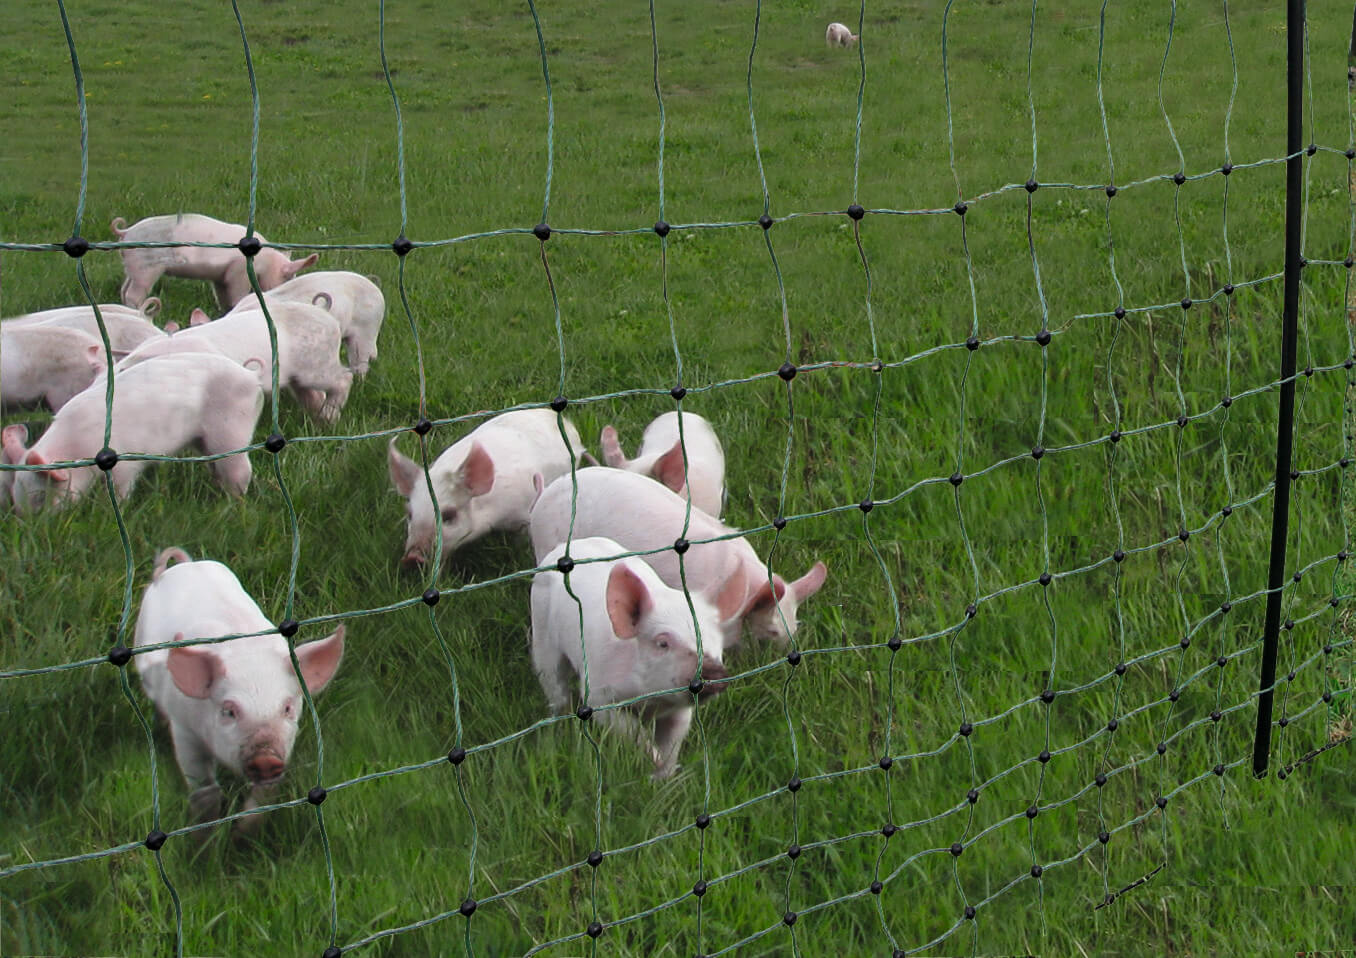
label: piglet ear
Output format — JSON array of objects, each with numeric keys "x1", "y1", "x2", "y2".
[
  {"x1": 86, "y1": 343, "x2": 108, "y2": 373},
  {"x1": 283, "y1": 253, "x2": 319, "y2": 279},
  {"x1": 295, "y1": 624, "x2": 345, "y2": 695},
  {"x1": 168, "y1": 639, "x2": 224, "y2": 699},
  {"x1": 599, "y1": 425, "x2": 627, "y2": 468},
  {"x1": 189, "y1": 308, "x2": 211, "y2": 327},
  {"x1": 387, "y1": 437, "x2": 421, "y2": 498},
  {"x1": 606, "y1": 563, "x2": 653, "y2": 639},
  {"x1": 790, "y1": 562, "x2": 828, "y2": 601},
  {"x1": 1, "y1": 424, "x2": 29, "y2": 463},
  {"x1": 650, "y1": 441, "x2": 688, "y2": 496},
  {"x1": 713, "y1": 563, "x2": 749, "y2": 623},
  {"x1": 459, "y1": 441, "x2": 495, "y2": 497},
  {"x1": 745, "y1": 575, "x2": 787, "y2": 614},
  {"x1": 24, "y1": 450, "x2": 69, "y2": 483}
]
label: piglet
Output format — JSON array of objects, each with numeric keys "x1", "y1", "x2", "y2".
[
  {"x1": 0, "y1": 424, "x2": 24, "y2": 510},
  {"x1": 244, "y1": 271, "x2": 385, "y2": 376},
  {"x1": 388, "y1": 408, "x2": 584, "y2": 567},
  {"x1": 600, "y1": 411, "x2": 726, "y2": 518},
  {"x1": 120, "y1": 302, "x2": 352, "y2": 423},
  {"x1": 532, "y1": 537, "x2": 729, "y2": 779},
  {"x1": 530, "y1": 468, "x2": 827, "y2": 650},
  {"x1": 111, "y1": 214, "x2": 318, "y2": 310},
  {"x1": 1, "y1": 325, "x2": 109, "y2": 412},
  {"x1": 7, "y1": 352, "x2": 263, "y2": 514},
  {"x1": 826, "y1": 22, "x2": 859, "y2": 47},
  {"x1": 135, "y1": 547, "x2": 345, "y2": 833},
  {"x1": 5, "y1": 301, "x2": 166, "y2": 353}
]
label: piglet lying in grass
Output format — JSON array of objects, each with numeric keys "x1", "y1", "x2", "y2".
[
  {"x1": 5, "y1": 352, "x2": 263, "y2": 514},
  {"x1": 388, "y1": 408, "x2": 585, "y2": 568},
  {"x1": 135, "y1": 547, "x2": 345, "y2": 835},
  {"x1": 600, "y1": 411, "x2": 726, "y2": 518},
  {"x1": 111, "y1": 214, "x2": 318, "y2": 310},
  {"x1": 532, "y1": 537, "x2": 730, "y2": 779},
  {"x1": 247, "y1": 271, "x2": 386, "y2": 376},
  {"x1": 1, "y1": 324, "x2": 109, "y2": 412},
  {"x1": 530, "y1": 468, "x2": 828, "y2": 651}
]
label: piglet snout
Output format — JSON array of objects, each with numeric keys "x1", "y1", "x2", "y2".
[
  {"x1": 401, "y1": 549, "x2": 427, "y2": 568},
  {"x1": 698, "y1": 658, "x2": 730, "y2": 699},
  {"x1": 244, "y1": 751, "x2": 286, "y2": 785}
]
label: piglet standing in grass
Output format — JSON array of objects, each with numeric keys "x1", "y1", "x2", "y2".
[
  {"x1": 530, "y1": 468, "x2": 828, "y2": 651},
  {"x1": 531, "y1": 537, "x2": 730, "y2": 779},
  {"x1": 245, "y1": 271, "x2": 386, "y2": 376},
  {"x1": 1, "y1": 324, "x2": 110, "y2": 412},
  {"x1": 120, "y1": 302, "x2": 353, "y2": 423},
  {"x1": 388, "y1": 408, "x2": 585, "y2": 567},
  {"x1": 5, "y1": 352, "x2": 263, "y2": 514},
  {"x1": 111, "y1": 214, "x2": 318, "y2": 310},
  {"x1": 4, "y1": 300, "x2": 166, "y2": 353},
  {"x1": 599, "y1": 411, "x2": 727, "y2": 518},
  {"x1": 135, "y1": 547, "x2": 346, "y2": 835},
  {"x1": 826, "y1": 21, "x2": 858, "y2": 47}
]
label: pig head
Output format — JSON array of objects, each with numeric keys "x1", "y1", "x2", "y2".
[
  {"x1": 388, "y1": 437, "x2": 495, "y2": 566},
  {"x1": 164, "y1": 627, "x2": 345, "y2": 787}
]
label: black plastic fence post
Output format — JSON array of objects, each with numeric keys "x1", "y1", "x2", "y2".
[{"x1": 1252, "y1": 0, "x2": 1307, "y2": 778}]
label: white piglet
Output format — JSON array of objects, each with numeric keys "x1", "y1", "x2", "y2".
[
  {"x1": 5, "y1": 352, "x2": 263, "y2": 514},
  {"x1": 245, "y1": 271, "x2": 385, "y2": 376},
  {"x1": 5, "y1": 301, "x2": 166, "y2": 353},
  {"x1": 1, "y1": 325, "x2": 109, "y2": 412},
  {"x1": 111, "y1": 214, "x2": 318, "y2": 310},
  {"x1": 600, "y1": 411, "x2": 726, "y2": 518},
  {"x1": 530, "y1": 468, "x2": 828, "y2": 650},
  {"x1": 388, "y1": 408, "x2": 585, "y2": 567},
  {"x1": 532, "y1": 537, "x2": 729, "y2": 779},
  {"x1": 826, "y1": 21, "x2": 859, "y2": 47},
  {"x1": 135, "y1": 547, "x2": 345, "y2": 832},
  {"x1": 119, "y1": 302, "x2": 353, "y2": 423}
]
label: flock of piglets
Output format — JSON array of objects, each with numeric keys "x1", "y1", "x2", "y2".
[{"x1": 2, "y1": 213, "x2": 829, "y2": 836}]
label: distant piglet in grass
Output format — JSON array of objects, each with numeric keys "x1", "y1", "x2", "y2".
[
  {"x1": 532, "y1": 537, "x2": 730, "y2": 779},
  {"x1": 826, "y1": 21, "x2": 858, "y2": 47},
  {"x1": 244, "y1": 271, "x2": 386, "y2": 376},
  {"x1": 600, "y1": 411, "x2": 726, "y2": 518},
  {"x1": 530, "y1": 468, "x2": 828, "y2": 650},
  {"x1": 388, "y1": 408, "x2": 585, "y2": 568},
  {"x1": 1, "y1": 325, "x2": 109, "y2": 412},
  {"x1": 5, "y1": 352, "x2": 263, "y2": 515},
  {"x1": 111, "y1": 214, "x2": 318, "y2": 310},
  {"x1": 135, "y1": 547, "x2": 345, "y2": 834}
]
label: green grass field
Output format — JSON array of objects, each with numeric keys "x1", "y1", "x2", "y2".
[{"x1": 3, "y1": 0, "x2": 1356, "y2": 955}]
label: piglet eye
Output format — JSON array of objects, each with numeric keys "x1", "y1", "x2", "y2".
[
  {"x1": 220, "y1": 705, "x2": 237, "y2": 721},
  {"x1": 440, "y1": 506, "x2": 458, "y2": 523}
]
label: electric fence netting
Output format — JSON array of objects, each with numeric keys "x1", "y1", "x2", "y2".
[{"x1": 2, "y1": 0, "x2": 1355, "y2": 955}]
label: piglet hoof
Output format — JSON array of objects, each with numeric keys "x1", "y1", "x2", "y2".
[
  {"x1": 651, "y1": 762, "x2": 680, "y2": 782},
  {"x1": 231, "y1": 817, "x2": 265, "y2": 847},
  {"x1": 189, "y1": 784, "x2": 224, "y2": 824},
  {"x1": 231, "y1": 785, "x2": 276, "y2": 842},
  {"x1": 318, "y1": 398, "x2": 344, "y2": 424}
]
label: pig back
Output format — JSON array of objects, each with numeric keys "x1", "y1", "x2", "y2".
[
  {"x1": 134, "y1": 559, "x2": 279, "y2": 681},
  {"x1": 58, "y1": 353, "x2": 259, "y2": 451},
  {"x1": 529, "y1": 468, "x2": 744, "y2": 595}
]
